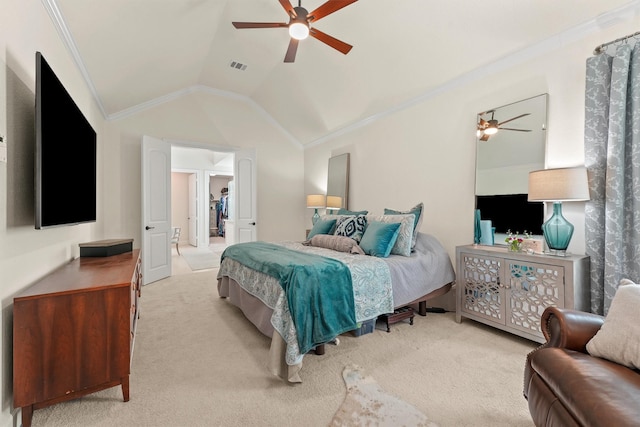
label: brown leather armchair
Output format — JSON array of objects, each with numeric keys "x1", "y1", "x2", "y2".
[{"x1": 524, "y1": 306, "x2": 640, "y2": 427}]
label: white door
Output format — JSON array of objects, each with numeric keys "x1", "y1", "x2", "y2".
[
  {"x1": 188, "y1": 173, "x2": 197, "y2": 247},
  {"x1": 234, "y1": 149, "x2": 257, "y2": 243},
  {"x1": 142, "y1": 135, "x2": 171, "y2": 284}
]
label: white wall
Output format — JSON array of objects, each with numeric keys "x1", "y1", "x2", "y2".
[{"x1": 304, "y1": 17, "x2": 640, "y2": 309}]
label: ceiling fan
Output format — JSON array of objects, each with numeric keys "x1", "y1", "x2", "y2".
[
  {"x1": 477, "y1": 111, "x2": 532, "y2": 141},
  {"x1": 232, "y1": 0, "x2": 357, "y2": 63}
]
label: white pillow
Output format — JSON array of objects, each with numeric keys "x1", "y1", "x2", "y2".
[{"x1": 585, "y1": 279, "x2": 640, "y2": 370}]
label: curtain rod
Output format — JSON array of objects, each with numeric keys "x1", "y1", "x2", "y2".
[{"x1": 594, "y1": 30, "x2": 640, "y2": 55}]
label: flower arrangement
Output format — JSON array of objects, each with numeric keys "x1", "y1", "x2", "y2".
[{"x1": 505, "y1": 230, "x2": 532, "y2": 252}]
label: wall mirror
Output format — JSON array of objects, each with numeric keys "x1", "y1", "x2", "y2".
[
  {"x1": 327, "y1": 153, "x2": 350, "y2": 210},
  {"x1": 475, "y1": 94, "x2": 548, "y2": 237}
]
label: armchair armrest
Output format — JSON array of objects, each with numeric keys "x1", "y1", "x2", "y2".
[
  {"x1": 541, "y1": 306, "x2": 604, "y2": 353},
  {"x1": 524, "y1": 307, "x2": 604, "y2": 400}
]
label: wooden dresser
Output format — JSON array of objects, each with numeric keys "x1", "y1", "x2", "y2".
[{"x1": 13, "y1": 249, "x2": 141, "y2": 427}]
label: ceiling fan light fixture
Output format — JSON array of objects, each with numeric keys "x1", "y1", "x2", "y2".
[
  {"x1": 484, "y1": 120, "x2": 499, "y2": 135},
  {"x1": 289, "y1": 22, "x2": 309, "y2": 40}
]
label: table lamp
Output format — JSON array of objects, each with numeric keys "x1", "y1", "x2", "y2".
[
  {"x1": 306, "y1": 194, "x2": 326, "y2": 225},
  {"x1": 325, "y1": 196, "x2": 342, "y2": 214},
  {"x1": 528, "y1": 167, "x2": 590, "y2": 255}
]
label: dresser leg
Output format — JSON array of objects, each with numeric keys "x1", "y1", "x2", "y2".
[
  {"x1": 21, "y1": 405, "x2": 33, "y2": 427},
  {"x1": 121, "y1": 375, "x2": 130, "y2": 402}
]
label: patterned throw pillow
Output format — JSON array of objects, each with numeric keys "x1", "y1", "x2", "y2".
[
  {"x1": 334, "y1": 215, "x2": 367, "y2": 243},
  {"x1": 383, "y1": 202, "x2": 424, "y2": 250}
]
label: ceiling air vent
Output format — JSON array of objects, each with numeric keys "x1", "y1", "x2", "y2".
[{"x1": 229, "y1": 61, "x2": 247, "y2": 71}]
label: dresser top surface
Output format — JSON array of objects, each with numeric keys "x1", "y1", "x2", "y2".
[
  {"x1": 456, "y1": 244, "x2": 589, "y2": 262},
  {"x1": 15, "y1": 249, "x2": 140, "y2": 300}
]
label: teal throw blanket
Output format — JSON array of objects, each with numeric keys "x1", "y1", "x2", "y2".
[{"x1": 221, "y1": 241, "x2": 357, "y2": 354}]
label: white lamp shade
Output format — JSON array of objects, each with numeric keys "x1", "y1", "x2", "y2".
[
  {"x1": 528, "y1": 167, "x2": 590, "y2": 202},
  {"x1": 326, "y1": 195, "x2": 342, "y2": 210},
  {"x1": 306, "y1": 194, "x2": 326, "y2": 208}
]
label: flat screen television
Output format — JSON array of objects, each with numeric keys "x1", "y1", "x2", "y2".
[
  {"x1": 475, "y1": 194, "x2": 544, "y2": 235},
  {"x1": 35, "y1": 52, "x2": 96, "y2": 229}
]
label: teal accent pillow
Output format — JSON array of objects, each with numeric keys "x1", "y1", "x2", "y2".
[
  {"x1": 337, "y1": 209, "x2": 369, "y2": 216},
  {"x1": 307, "y1": 218, "x2": 337, "y2": 239},
  {"x1": 365, "y1": 214, "x2": 414, "y2": 256},
  {"x1": 334, "y1": 215, "x2": 367, "y2": 243},
  {"x1": 360, "y1": 221, "x2": 401, "y2": 258},
  {"x1": 384, "y1": 202, "x2": 424, "y2": 249}
]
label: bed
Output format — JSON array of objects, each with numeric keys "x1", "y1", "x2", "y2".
[{"x1": 216, "y1": 213, "x2": 455, "y2": 382}]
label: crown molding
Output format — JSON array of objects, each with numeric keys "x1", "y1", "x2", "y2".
[
  {"x1": 44, "y1": 0, "x2": 640, "y2": 150},
  {"x1": 41, "y1": 0, "x2": 108, "y2": 118},
  {"x1": 42, "y1": 0, "x2": 302, "y2": 148},
  {"x1": 305, "y1": 0, "x2": 640, "y2": 148}
]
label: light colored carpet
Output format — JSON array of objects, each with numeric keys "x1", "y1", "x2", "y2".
[
  {"x1": 29, "y1": 270, "x2": 538, "y2": 427},
  {"x1": 180, "y1": 247, "x2": 221, "y2": 270}
]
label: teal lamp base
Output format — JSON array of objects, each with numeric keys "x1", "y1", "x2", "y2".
[
  {"x1": 312, "y1": 209, "x2": 320, "y2": 225},
  {"x1": 542, "y1": 202, "x2": 573, "y2": 256}
]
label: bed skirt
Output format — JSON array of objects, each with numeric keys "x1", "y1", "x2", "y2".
[
  {"x1": 218, "y1": 274, "x2": 453, "y2": 382},
  {"x1": 218, "y1": 275, "x2": 305, "y2": 382}
]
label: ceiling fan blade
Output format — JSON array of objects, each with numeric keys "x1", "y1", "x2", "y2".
[
  {"x1": 497, "y1": 113, "x2": 530, "y2": 126},
  {"x1": 309, "y1": 28, "x2": 352, "y2": 54},
  {"x1": 480, "y1": 133, "x2": 490, "y2": 141},
  {"x1": 233, "y1": 22, "x2": 288, "y2": 29},
  {"x1": 279, "y1": 0, "x2": 297, "y2": 18},
  {"x1": 500, "y1": 128, "x2": 532, "y2": 132},
  {"x1": 307, "y1": 0, "x2": 357, "y2": 23},
  {"x1": 284, "y1": 38, "x2": 299, "y2": 63}
]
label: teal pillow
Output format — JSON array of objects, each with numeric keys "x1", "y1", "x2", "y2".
[
  {"x1": 307, "y1": 218, "x2": 336, "y2": 239},
  {"x1": 365, "y1": 214, "x2": 413, "y2": 256},
  {"x1": 337, "y1": 208, "x2": 369, "y2": 216},
  {"x1": 384, "y1": 202, "x2": 424, "y2": 249},
  {"x1": 359, "y1": 221, "x2": 401, "y2": 258}
]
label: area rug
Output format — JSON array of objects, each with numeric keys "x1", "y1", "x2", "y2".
[
  {"x1": 330, "y1": 364, "x2": 438, "y2": 427},
  {"x1": 181, "y1": 249, "x2": 221, "y2": 271}
]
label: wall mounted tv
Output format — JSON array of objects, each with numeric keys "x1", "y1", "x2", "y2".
[
  {"x1": 35, "y1": 52, "x2": 96, "y2": 229},
  {"x1": 475, "y1": 194, "x2": 544, "y2": 235}
]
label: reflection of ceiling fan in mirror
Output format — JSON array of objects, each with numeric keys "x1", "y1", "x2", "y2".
[
  {"x1": 232, "y1": 0, "x2": 357, "y2": 63},
  {"x1": 477, "y1": 111, "x2": 532, "y2": 141}
]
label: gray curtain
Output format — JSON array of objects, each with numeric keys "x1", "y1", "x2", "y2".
[{"x1": 584, "y1": 43, "x2": 640, "y2": 315}]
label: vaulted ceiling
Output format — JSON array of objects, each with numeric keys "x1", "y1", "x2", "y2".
[{"x1": 51, "y1": 0, "x2": 636, "y2": 146}]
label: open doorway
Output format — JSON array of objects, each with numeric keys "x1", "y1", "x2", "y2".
[
  {"x1": 170, "y1": 146, "x2": 234, "y2": 274},
  {"x1": 142, "y1": 136, "x2": 257, "y2": 282},
  {"x1": 208, "y1": 174, "x2": 232, "y2": 243}
]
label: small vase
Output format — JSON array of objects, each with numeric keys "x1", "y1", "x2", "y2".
[
  {"x1": 508, "y1": 242, "x2": 522, "y2": 252},
  {"x1": 473, "y1": 209, "x2": 482, "y2": 244}
]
